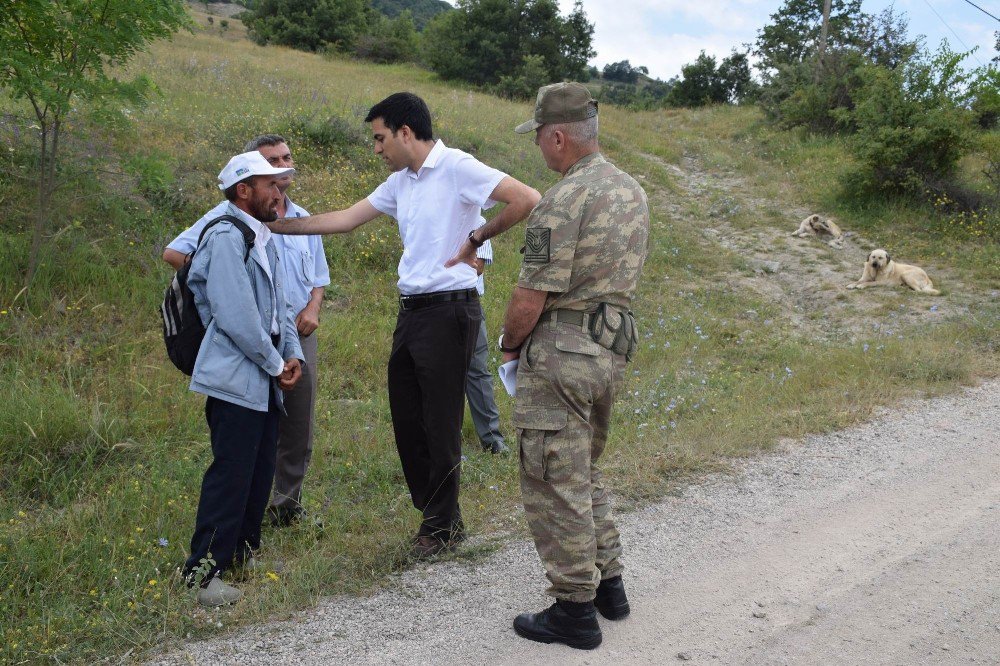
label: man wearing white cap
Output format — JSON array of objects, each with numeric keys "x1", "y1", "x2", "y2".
[
  {"x1": 181, "y1": 151, "x2": 304, "y2": 607},
  {"x1": 165, "y1": 135, "x2": 329, "y2": 529}
]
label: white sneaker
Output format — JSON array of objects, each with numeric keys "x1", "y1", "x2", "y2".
[{"x1": 196, "y1": 576, "x2": 243, "y2": 607}]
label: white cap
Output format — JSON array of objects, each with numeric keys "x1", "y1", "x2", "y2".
[{"x1": 217, "y1": 151, "x2": 295, "y2": 190}]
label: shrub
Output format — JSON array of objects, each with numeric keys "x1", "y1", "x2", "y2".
[
  {"x1": 493, "y1": 54, "x2": 549, "y2": 100},
  {"x1": 841, "y1": 46, "x2": 976, "y2": 197},
  {"x1": 354, "y1": 11, "x2": 419, "y2": 64}
]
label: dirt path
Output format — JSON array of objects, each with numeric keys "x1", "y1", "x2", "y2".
[
  {"x1": 149, "y1": 380, "x2": 1000, "y2": 665},
  {"x1": 642, "y1": 152, "x2": 975, "y2": 343}
]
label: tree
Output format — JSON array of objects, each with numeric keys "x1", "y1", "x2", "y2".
[
  {"x1": 665, "y1": 50, "x2": 756, "y2": 107},
  {"x1": 602, "y1": 60, "x2": 642, "y2": 84},
  {"x1": 244, "y1": 0, "x2": 372, "y2": 52},
  {"x1": 0, "y1": 0, "x2": 189, "y2": 288},
  {"x1": 667, "y1": 52, "x2": 727, "y2": 106},
  {"x1": 756, "y1": 3, "x2": 918, "y2": 131},
  {"x1": 755, "y1": 0, "x2": 865, "y2": 79},
  {"x1": 421, "y1": 0, "x2": 594, "y2": 87},
  {"x1": 718, "y1": 50, "x2": 759, "y2": 104}
]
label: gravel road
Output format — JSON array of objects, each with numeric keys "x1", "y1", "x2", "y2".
[{"x1": 150, "y1": 380, "x2": 1000, "y2": 665}]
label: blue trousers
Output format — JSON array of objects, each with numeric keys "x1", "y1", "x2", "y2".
[{"x1": 184, "y1": 391, "x2": 280, "y2": 583}]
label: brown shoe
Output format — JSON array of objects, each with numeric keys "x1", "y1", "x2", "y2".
[{"x1": 411, "y1": 535, "x2": 454, "y2": 560}]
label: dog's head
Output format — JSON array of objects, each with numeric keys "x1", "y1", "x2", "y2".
[
  {"x1": 867, "y1": 249, "x2": 892, "y2": 272},
  {"x1": 803, "y1": 214, "x2": 822, "y2": 230},
  {"x1": 810, "y1": 216, "x2": 831, "y2": 233}
]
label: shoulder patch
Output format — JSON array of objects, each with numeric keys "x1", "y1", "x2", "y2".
[{"x1": 524, "y1": 227, "x2": 551, "y2": 263}]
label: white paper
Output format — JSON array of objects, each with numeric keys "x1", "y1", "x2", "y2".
[{"x1": 498, "y1": 359, "x2": 519, "y2": 397}]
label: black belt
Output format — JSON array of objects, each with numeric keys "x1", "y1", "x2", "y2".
[
  {"x1": 536, "y1": 309, "x2": 588, "y2": 327},
  {"x1": 399, "y1": 288, "x2": 478, "y2": 311},
  {"x1": 271, "y1": 333, "x2": 281, "y2": 347}
]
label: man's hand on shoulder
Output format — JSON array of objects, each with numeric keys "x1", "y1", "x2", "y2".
[{"x1": 279, "y1": 358, "x2": 302, "y2": 390}]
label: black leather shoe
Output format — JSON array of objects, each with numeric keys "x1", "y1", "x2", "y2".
[
  {"x1": 513, "y1": 601, "x2": 602, "y2": 650},
  {"x1": 595, "y1": 575, "x2": 630, "y2": 620},
  {"x1": 481, "y1": 440, "x2": 510, "y2": 455}
]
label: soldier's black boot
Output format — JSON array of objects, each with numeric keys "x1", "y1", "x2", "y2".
[
  {"x1": 595, "y1": 575, "x2": 630, "y2": 620},
  {"x1": 513, "y1": 599, "x2": 602, "y2": 650}
]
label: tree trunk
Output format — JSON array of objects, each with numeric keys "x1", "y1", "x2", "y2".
[
  {"x1": 815, "y1": 0, "x2": 833, "y2": 83},
  {"x1": 24, "y1": 118, "x2": 59, "y2": 291}
]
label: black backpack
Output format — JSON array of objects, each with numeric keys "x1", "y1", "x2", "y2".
[{"x1": 160, "y1": 215, "x2": 255, "y2": 375}]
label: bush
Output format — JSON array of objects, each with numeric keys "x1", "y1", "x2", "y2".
[
  {"x1": 354, "y1": 11, "x2": 419, "y2": 63},
  {"x1": 243, "y1": 0, "x2": 371, "y2": 52},
  {"x1": 842, "y1": 47, "x2": 976, "y2": 197},
  {"x1": 494, "y1": 54, "x2": 549, "y2": 100}
]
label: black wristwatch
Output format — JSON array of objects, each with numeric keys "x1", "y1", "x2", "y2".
[
  {"x1": 468, "y1": 229, "x2": 485, "y2": 248},
  {"x1": 498, "y1": 333, "x2": 522, "y2": 353}
]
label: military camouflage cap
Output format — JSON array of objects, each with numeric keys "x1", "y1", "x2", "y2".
[{"x1": 514, "y1": 82, "x2": 598, "y2": 134}]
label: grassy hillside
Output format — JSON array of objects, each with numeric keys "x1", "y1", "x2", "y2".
[{"x1": 0, "y1": 23, "x2": 997, "y2": 664}]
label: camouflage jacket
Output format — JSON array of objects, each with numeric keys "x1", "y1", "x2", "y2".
[{"x1": 517, "y1": 152, "x2": 649, "y2": 312}]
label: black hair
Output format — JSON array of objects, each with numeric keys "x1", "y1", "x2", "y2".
[
  {"x1": 244, "y1": 134, "x2": 288, "y2": 151},
  {"x1": 365, "y1": 92, "x2": 433, "y2": 141},
  {"x1": 223, "y1": 176, "x2": 256, "y2": 202}
]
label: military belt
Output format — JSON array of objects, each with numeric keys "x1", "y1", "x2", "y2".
[
  {"x1": 399, "y1": 288, "x2": 478, "y2": 311},
  {"x1": 536, "y1": 309, "x2": 588, "y2": 327}
]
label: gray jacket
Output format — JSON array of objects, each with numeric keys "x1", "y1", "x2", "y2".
[{"x1": 187, "y1": 214, "x2": 303, "y2": 412}]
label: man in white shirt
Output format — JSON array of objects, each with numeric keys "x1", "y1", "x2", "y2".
[
  {"x1": 163, "y1": 135, "x2": 330, "y2": 528},
  {"x1": 271, "y1": 92, "x2": 539, "y2": 557}
]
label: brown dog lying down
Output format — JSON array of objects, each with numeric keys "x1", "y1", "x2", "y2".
[
  {"x1": 847, "y1": 249, "x2": 940, "y2": 295},
  {"x1": 791, "y1": 214, "x2": 844, "y2": 247}
]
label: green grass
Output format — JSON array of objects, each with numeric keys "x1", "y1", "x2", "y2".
[{"x1": 1, "y1": 25, "x2": 998, "y2": 665}]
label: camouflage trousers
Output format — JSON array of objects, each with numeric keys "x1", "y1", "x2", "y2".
[{"x1": 514, "y1": 318, "x2": 626, "y2": 602}]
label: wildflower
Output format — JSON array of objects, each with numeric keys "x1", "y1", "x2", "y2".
[
  {"x1": 157, "y1": 537, "x2": 169, "y2": 547},
  {"x1": 148, "y1": 579, "x2": 157, "y2": 587},
  {"x1": 265, "y1": 572, "x2": 280, "y2": 581}
]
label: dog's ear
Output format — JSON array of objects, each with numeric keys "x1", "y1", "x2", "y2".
[{"x1": 885, "y1": 253, "x2": 891, "y2": 263}]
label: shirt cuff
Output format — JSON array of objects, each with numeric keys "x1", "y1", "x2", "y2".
[{"x1": 264, "y1": 352, "x2": 284, "y2": 377}]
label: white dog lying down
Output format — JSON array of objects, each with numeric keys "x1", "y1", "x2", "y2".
[
  {"x1": 791, "y1": 214, "x2": 844, "y2": 247},
  {"x1": 847, "y1": 249, "x2": 940, "y2": 295}
]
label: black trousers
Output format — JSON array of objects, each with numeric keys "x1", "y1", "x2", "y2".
[
  {"x1": 387, "y1": 298, "x2": 481, "y2": 539},
  {"x1": 183, "y1": 390, "x2": 280, "y2": 583}
]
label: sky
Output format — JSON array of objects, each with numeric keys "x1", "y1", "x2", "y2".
[{"x1": 552, "y1": 0, "x2": 1000, "y2": 80}]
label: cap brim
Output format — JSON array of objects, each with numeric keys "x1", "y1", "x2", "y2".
[
  {"x1": 218, "y1": 167, "x2": 296, "y2": 190},
  {"x1": 514, "y1": 118, "x2": 541, "y2": 134}
]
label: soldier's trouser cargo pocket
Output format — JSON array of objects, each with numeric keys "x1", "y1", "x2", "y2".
[
  {"x1": 587, "y1": 303, "x2": 638, "y2": 361},
  {"x1": 514, "y1": 407, "x2": 568, "y2": 481}
]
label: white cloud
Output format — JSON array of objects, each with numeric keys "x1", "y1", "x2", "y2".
[{"x1": 571, "y1": 0, "x2": 766, "y2": 79}]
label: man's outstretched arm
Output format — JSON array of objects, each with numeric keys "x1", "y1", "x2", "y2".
[
  {"x1": 444, "y1": 176, "x2": 540, "y2": 268},
  {"x1": 268, "y1": 199, "x2": 382, "y2": 235}
]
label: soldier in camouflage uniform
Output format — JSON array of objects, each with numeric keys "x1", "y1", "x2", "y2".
[{"x1": 499, "y1": 82, "x2": 649, "y2": 650}]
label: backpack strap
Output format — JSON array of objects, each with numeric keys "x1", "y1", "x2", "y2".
[{"x1": 196, "y1": 214, "x2": 256, "y2": 263}]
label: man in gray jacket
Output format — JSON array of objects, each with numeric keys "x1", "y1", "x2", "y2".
[{"x1": 181, "y1": 151, "x2": 304, "y2": 607}]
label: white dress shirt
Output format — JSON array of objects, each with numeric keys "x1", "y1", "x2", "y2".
[{"x1": 367, "y1": 140, "x2": 506, "y2": 295}]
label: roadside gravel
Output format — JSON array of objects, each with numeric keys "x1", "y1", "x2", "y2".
[{"x1": 148, "y1": 380, "x2": 1000, "y2": 665}]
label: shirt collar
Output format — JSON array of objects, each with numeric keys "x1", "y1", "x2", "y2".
[
  {"x1": 226, "y1": 202, "x2": 271, "y2": 245},
  {"x1": 407, "y1": 139, "x2": 445, "y2": 179},
  {"x1": 565, "y1": 151, "x2": 604, "y2": 177}
]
